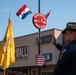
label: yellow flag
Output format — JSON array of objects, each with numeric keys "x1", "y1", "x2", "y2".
[
  {"x1": 0, "y1": 47, "x2": 4, "y2": 66},
  {"x1": 0, "y1": 18, "x2": 15, "y2": 70}
]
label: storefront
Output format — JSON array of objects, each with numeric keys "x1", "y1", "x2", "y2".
[{"x1": 0, "y1": 29, "x2": 62, "y2": 75}]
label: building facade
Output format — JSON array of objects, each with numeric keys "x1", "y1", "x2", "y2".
[{"x1": 0, "y1": 29, "x2": 63, "y2": 75}]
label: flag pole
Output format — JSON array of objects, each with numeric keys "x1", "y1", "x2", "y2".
[
  {"x1": 4, "y1": 69, "x2": 6, "y2": 75},
  {"x1": 9, "y1": 13, "x2": 11, "y2": 19},
  {"x1": 38, "y1": 0, "x2": 41, "y2": 75}
]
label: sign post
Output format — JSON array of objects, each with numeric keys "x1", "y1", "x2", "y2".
[
  {"x1": 32, "y1": 0, "x2": 47, "y2": 75},
  {"x1": 33, "y1": 13, "x2": 46, "y2": 75}
]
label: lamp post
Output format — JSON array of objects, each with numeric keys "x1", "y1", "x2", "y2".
[
  {"x1": 38, "y1": 0, "x2": 41, "y2": 75},
  {"x1": 32, "y1": 0, "x2": 47, "y2": 75}
]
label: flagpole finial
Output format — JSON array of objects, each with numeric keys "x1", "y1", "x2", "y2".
[{"x1": 9, "y1": 13, "x2": 11, "y2": 19}]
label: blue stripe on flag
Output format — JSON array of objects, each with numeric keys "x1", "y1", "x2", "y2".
[{"x1": 22, "y1": 10, "x2": 32, "y2": 19}]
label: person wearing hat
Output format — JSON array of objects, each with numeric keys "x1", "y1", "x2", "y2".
[{"x1": 52, "y1": 22, "x2": 76, "y2": 75}]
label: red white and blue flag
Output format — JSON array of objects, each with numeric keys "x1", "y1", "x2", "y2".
[{"x1": 16, "y1": 4, "x2": 32, "y2": 19}]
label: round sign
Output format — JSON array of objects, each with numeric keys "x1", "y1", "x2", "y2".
[{"x1": 32, "y1": 13, "x2": 47, "y2": 29}]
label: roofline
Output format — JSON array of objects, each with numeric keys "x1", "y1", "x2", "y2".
[{"x1": 15, "y1": 28, "x2": 62, "y2": 39}]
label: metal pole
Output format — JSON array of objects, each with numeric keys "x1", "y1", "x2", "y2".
[
  {"x1": 38, "y1": 0, "x2": 40, "y2": 56},
  {"x1": 38, "y1": 29, "x2": 41, "y2": 55},
  {"x1": 38, "y1": 0, "x2": 40, "y2": 13},
  {"x1": 38, "y1": 29, "x2": 41, "y2": 75},
  {"x1": 38, "y1": 0, "x2": 41, "y2": 75}
]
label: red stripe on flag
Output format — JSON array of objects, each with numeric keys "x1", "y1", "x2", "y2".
[
  {"x1": 16, "y1": 4, "x2": 27, "y2": 16},
  {"x1": 45, "y1": 10, "x2": 51, "y2": 19}
]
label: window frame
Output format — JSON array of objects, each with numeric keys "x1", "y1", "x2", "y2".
[
  {"x1": 15, "y1": 45, "x2": 28, "y2": 58},
  {"x1": 36, "y1": 35, "x2": 52, "y2": 44}
]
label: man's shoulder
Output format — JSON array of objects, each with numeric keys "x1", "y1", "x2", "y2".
[{"x1": 66, "y1": 43, "x2": 76, "y2": 52}]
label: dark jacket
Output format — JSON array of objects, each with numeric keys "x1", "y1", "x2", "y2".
[{"x1": 53, "y1": 40, "x2": 76, "y2": 75}]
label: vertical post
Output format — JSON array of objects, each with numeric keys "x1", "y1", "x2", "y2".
[
  {"x1": 38, "y1": 0, "x2": 41, "y2": 55},
  {"x1": 38, "y1": 29, "x2": 41, "y2": 55},
  {"x1": 38, "y1": 29, "x2": 41, "y2": 75},
  {"x1": 38, "y1": 0, "x2": 41, "y2": 75},
  {"x1": 38, "y1": 0, "x2": 40, "y2": 13}
]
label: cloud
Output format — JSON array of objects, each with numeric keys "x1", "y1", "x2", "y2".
[{"x1": 4, "y1": 9, "x2": 9, "y2": 12}]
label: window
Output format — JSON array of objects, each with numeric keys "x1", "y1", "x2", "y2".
[
  {"x1": 36, "y1": 35, "x2": 52, "y2": 44},
  {"x1": 42, "y1": 53, "x2": 52, "y2": 61},
  {"x1": 15, "y1": 45, "x2": 28, "y2": 58}
]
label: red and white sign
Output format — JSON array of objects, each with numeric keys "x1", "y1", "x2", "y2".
[
  {"x1": 36, "y1": 55, "x2": 45, "y2": 66},
  {"x1": 32, "y1": 13, "x2": 47, "y2": 29}
]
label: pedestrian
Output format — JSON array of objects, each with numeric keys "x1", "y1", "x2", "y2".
[{"x1": 52, "y1": 22, "x2": 76, "y2": 75}]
